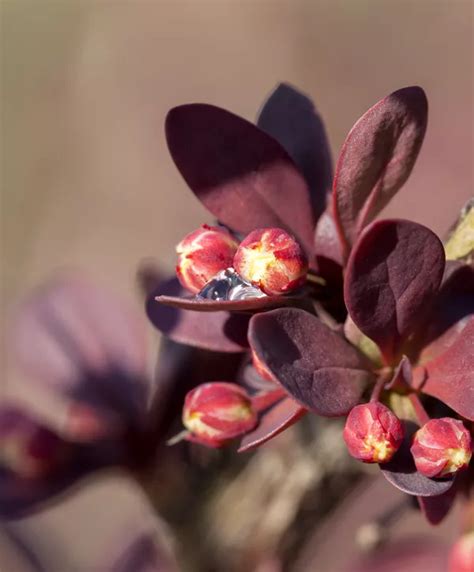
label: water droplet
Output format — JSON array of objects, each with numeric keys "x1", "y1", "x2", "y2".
[{"x1": 197, "y1": 268, "x2": 266, "y2": 302}]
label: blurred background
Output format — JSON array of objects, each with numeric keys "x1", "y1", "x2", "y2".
[{"x1": 2, "y1": 1, "x2": 473, "y2": 571}]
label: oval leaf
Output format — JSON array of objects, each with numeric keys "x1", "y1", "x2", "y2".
[
  {"x1": 344, "y1": 219, "x2": 445, "y2": 363},
  {"x1": 380, "y1": 421, "x2": 455, "y2": 497},
  {"x1": 146, "y1": 277, "x2": 249, "y2": 353},
  {"x1": 248, "y1": 308, "x2": 373, "y2": 415},
  {"x1": 333, "y1": 86, "x2": 428, "y2": 255},
  {"x1": 238, "y1": 397, "x2": 306, "y2": 452},
  {"x1": 166, "y1": 104, "x2": 316, "y2": 258},
  {"x1": 257, "y1": 82, "x2": 332, "y2": 219}
]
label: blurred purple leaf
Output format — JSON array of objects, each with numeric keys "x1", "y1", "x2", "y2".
[
  {"x1": 344, "y1": 219, "x2": 445, "y2": 363},
  {"x1": 413, "y1": 315, "x2": 474, "y2": 420},
  {"x1": 238, "y1": 362, "x2": 279, "y2": 393},
  {"x1": 238, "y1": 396, "x2": 306, "y2": 452},
  {"x1": 313, "y1": 207, "x2": 344, "y2": 287},
  {"x1": 146, "y1": 277, "x2": 249, "y2": 352},
  {"x1": 165, "y1": 104, "x2": 316, "y2": 258},
  {"x1": 417, "y1": 486, "x2": 457, "y2": 525},
  {"x1": 333, "y1": 86, "x2": 428, "y2": 256},
  {"x1": 248, "y1": 308, "x2": 372, "y2": 415},
  {"x1": 257, "y1": 82, "x2": 333, "y2": 220},
  {"x1": 380, "y1": 421, "x2": 455, "y2": 497},
  {"x1": 10, "y1": 275, "x2": 149, "y2": 428}
]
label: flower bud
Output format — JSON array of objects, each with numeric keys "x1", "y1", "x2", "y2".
[
  {"x1": 449, "y1": 532, "x2": 474, "y2": 572},
  {"x1": 0, "y1": 408, "x2": 67, "y2": 479},
  {"x1": 233, "y1": 228, "x2": 308, "y2": 295},
  {"x1": 183, "y1": 382, "x2": 257, "y2": 448},
  {"x1": 343, "y1": 402, "x2": 404, "y2": 463},
  {"x1": 410, "y1": 418, "x2": 472, "y2": 478},
  {"x1": 176, "y1": 225, "x2": 239, "y2": 294}
]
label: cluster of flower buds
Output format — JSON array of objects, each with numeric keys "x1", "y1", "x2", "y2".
[
  {"x1": 343, "y1": 402, "x2": 404, "y2": 463},
  {"x1": 176, "y1": 225, "x2": 308, "y2": 297},
  {"x1": 411, "y1": 417, "x2": 472, "y2": 478},
  {"x1": 181, "y1": 382, "x2": 257, "y2": 448},
  {"x1": 343, "y1": 402, "x2": 472, "y2": 479}
]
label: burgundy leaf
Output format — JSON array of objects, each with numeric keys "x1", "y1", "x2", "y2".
[
  {"x1": 333, "y1": 86, "x2": 428, "y2": 256},
  {"x1": 146, "y1": 277, "x2": 249, "y2": 353},
  {"x1": 238, "y1": 397, "x2": 306, "y2": 452},
  {"x1": 412, "y1": 315, "x2": 474, "y2": 420},
  {"x1": 155, "y1": 292, "x2": 300, "y2": 313},
  {"x1": 417, "y1": 486, "x2": 457, "y2": 525},
  {"x1": 344, "y1": 219, "x2": 445, "y2": 364},
  {"x1": 248, "y1": 308, "x2": 373, "y2": 415},
  {"x1": 380, "y1": 421, "x2": 455, "y2": 497},
  {"x1": 257, "y1": 82, "x2": 332, "y2": 220},
  {"x1": 386, "y1": 355, "x2": 412, "y2": 391},
  {"x1": 165, "y1": 104, "x2": 316, "y2": 258}
]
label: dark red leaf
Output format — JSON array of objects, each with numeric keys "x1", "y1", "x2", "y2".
[
  {"x1": 248, "y1": 308, "x2": 373, "y2": 415},
  {"x1": 257, "y1": 82, "x2": 332, "y2": 220},
  {"x1": 333, "y1": 86, "x2": 428, "y2": 256},
  {"x1": 380, "y1": 421, "x2": 455, "y2": 497},
  {"x1": 166, "y1": 104, "x2": 316, "y2": 258},
  {"x1": 313, "y1": 207, "x2": 344, "y2": 286},
  {"x1": 413, "y1": 315, "x2": 474, "y2": 420},
  {"x1": 146, "y1": 277, "x2": 249, "y2": 352},
  {"x1": 417, "y1": 486, "x2": 457, "y2": 525},
  {"x1": 344, "y1": 219, "x2": 445, "y2": 364},
  {"x1": 238, "y1": 397, "x2": 306, "y2": 452},
  {"x1": 155, "y1": 292, "x2": 299, "y2": 313}
]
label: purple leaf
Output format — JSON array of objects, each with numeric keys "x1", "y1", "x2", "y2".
[
  {"x1": 413, "y1": 315, "x2": 474, "y2": 420},
  {"x1": 248, "y1": 308, "x2": 373, "y2": 415},
  {"x1": 10, "y1": 275, "x2": 149, "y2": 425},
  {"x1": 238, "y1": 362, "x2": 279, "y2": 393},
  {"x1": 257, "y1": 82, "x2": 332, "y2": 220},
  {"x1": 238, "y1": 397, "x2": 306, "y2": 452},
  {"x1": 166, "y1": 104, "x2": 316, "y2": 258},
  {"x1": 344, "y1": 219, "x2": 445, "y2": 364},
  {"x1": 386, "y1": 355, "x2": 412, "y2": 391},
  {"x1": 380, "y1": 421, "x2": 455, "y2": 497},
  {"x1": 333, "y1": 86, "x2": 428, "y2": 256},
  {"x1": 313, "y1": 207, "x2": 344, "y2": 286},
  {"x1": 417, "y1": 486, "x2": 457, "y2": 525},
  {"x1": 155, "y1": 292, "x2": 300, "y2": 313},
  {"x1": 146, "y1": 277, "x2": 249, "y2": 353}
]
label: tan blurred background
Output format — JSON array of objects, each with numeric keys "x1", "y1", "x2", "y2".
[{"x1": 1, "y1": 1, "x2": 473, "y2": 570}]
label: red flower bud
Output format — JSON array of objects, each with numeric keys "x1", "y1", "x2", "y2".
[
  {"x1": 176, "y1": 225, "x2": 239, "y2": 294},
  {"x1": 233, "y1": 228, "x2": 308, "y2": 295},
  {"x1": 182, "y1": 382, "x2": 257, "y2": 448},
  {"x1": 0, "y1": 408, "x2": 67, "y2": 479},
  {"x1": 343, "y1": 402, "x2": 404, "y2": 463},
  {"x1": 449, "y1": 532, "x2": 474, "y2": 572},
  {"x1": 411, "y1": 418, "x2": 472, "y2": 478}
]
